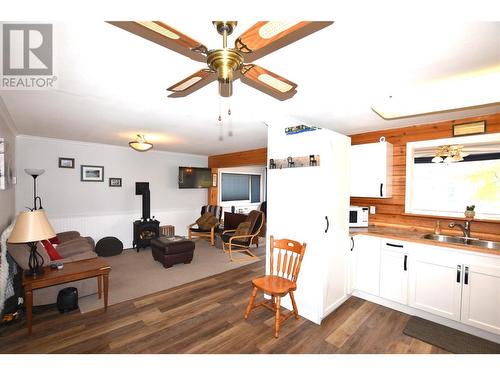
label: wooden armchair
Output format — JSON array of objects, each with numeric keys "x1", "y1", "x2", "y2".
[
  {"x1": 188, "y1": 205, "x2": 223, "y2": 246},
  {"x1": 220, "y1": 210, "x2": 264, "y2": 262},
  {"x1": 244, "y1": 236, "x2": 307, "y2": 338}
]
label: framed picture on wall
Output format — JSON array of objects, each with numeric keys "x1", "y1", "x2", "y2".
[
  {"x1": 109, "y1": 177, "x2": 122, "y2": 187},
  {"x1": 81, "y1": 165, "x2": 104, "y2": 182},
  {"x1": 58, "y1": 157, "x2": 75, "y2": 168}
]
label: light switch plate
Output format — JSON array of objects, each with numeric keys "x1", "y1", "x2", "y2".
[{"x1": 370, "y1": 206, "x2": 376, "y2": 214}]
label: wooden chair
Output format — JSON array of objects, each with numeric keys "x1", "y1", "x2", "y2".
[
  {"x1": 220, "y1": 210, "x2": 264, "y2": 262},
  {"x1": 188, "y1": 205, "x2": 223, "y2": 246},
  {"x1": 244, "y1": 236, "x2": 307, "y2": 338}
]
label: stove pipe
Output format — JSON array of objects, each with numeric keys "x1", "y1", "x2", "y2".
[{"x1": 135, "y1": 182, "x2": 151, "y2": 220}]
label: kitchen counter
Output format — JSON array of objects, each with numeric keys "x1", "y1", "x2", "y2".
[{"x1": 350, "y1": 226, "x2": 500, "y2": 256}]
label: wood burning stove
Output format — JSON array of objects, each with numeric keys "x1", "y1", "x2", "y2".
[{"x1": 133, "y1": 182, "x2": 159, "y2": 251}]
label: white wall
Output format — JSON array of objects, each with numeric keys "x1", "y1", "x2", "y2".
[
  {"x1": 0, "y1": 102, "x2": 16, "y2": 232},
  {"x1": 15, "y1": 136, "x2": 208, "y2": 247}
]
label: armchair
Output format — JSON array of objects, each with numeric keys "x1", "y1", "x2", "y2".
[
  {"x1": 188, "y1": 205, "x2": 223, "y2": 246},
  {"x1": 221, "y1": 210, "x2": 264, "y2": 262}
]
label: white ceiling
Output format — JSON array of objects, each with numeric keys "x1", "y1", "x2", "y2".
[{"x1": 1, "y1": 20, "x2": 499, "y2": 155}]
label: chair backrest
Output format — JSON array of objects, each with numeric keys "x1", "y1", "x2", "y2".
[
  {"x1": 269, "y1": 235, "x2": 307, "y2": 283},
  {"x1": 247, "y1": 210, "x2": 264, "y2": 236},
  {"x1": 200, "y1": 205, "x2": 223, "y2": 221}
]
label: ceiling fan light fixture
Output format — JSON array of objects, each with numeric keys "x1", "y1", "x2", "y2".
[
  {"x1": 129, "y1": 134, "x2": 153, "y2": 152},
  {"x1": 258, "y1": 21, "x2": 300, "y2": 39},
  {"x1": 137, "y1": 21, "x2": 180, "y2": 40},
  {"x1": 257, "y1": 73, "x2": 293, "y2": 92}
]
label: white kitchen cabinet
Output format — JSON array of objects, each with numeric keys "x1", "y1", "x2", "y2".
[
  {"x1": 379, "y1": 241, "x2": 409, "y2": 305},
  {"x1": 408, "y1": 245, "x2": 463, "y2": 321},
  {"x1": 352, "y1": 235, "x2": 381, "y2": 296},
  {"x1": 460, "y1": 263, "x2": 500, "y2": 335},
  {"x1": 350, "y1": 141, "x2": 393, "y2": 198},
  {"x1": 266, "y1": 117, "x2": 351, "y2": 324}
]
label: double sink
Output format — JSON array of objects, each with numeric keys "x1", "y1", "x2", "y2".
[{"x1": 422, "y1": 234, "x2": 500, "y2": 250}]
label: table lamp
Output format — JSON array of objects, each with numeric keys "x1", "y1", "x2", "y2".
[{"x1": 8, "y1": 210, "x2": 56, "y2": 276}]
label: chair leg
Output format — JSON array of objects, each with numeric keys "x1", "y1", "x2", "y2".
[
  {"x1": 244, "y1": 287, "x2": 258, "y2": 319},
  {"x1": 274, "y1": 296, "x2": 281, "y2": 338},
  {"x1": 188, "y1": 230, "x2": 192, "y2": 241},
  {"x1": 289, "y1": 291, "x2": 299, "y2": 320}
]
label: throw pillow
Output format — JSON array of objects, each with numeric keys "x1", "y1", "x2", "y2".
[
  {"x1": 49, "y1": 235, "x2": 60, "y2": 245},
  {"x1": 41, "y1": 239, "x2": 63, "y2": 261},
  {"x1": 234, "y1": 221, "x2": 251, "y2": 237},
  {"x1": 196, "y1": 212, "x2": 218, "y2": 231}
]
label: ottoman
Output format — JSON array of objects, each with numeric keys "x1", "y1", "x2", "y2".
[{"x1": 150, "y1": 237, "x2": 195, "y2": 268}]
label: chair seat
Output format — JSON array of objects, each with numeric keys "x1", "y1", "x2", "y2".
[
  {"x1": 220, "y1": 233, "x2": 250, "y2": 246},
  {"x1": 252, "y1": 275, "x2": 296, "y2": 295},
  {"x1": 189, "y1": 227, "x2": 212, "y2": 233}
]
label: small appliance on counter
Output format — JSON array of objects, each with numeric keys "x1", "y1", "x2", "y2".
[{"x1": 349, "y1": 206, "x2": 369, "y2": 227}]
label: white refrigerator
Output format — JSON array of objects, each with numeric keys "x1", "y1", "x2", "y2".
[{"x1": 265, "y1": 117, "x2": 351, "y2": 324}]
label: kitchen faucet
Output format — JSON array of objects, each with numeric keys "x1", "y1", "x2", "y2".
[{"x1": 448, "y1": 220, "x2": 473, "y2": 238}]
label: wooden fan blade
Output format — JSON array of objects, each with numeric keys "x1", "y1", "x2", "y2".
[
  {"x1": 167, "y1": 69, "x2": 216, "y2": 98},
  {"x1": 107, "y1": 21, "x2": 208, "y2": 62},
  {"x1": 240, "y1": 64, "x2": 297, "y2": 101},
  {"x1": 235, "y1": 21, "x2": 333, "y2": 62}
]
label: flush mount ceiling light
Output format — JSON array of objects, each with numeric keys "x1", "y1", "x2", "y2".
[
  {"x1": 108, "y1": 20, "x2": 333, "y2": 101},
  {"x1": 129, "y1": 134, "x2": 153, "y2": 152},
  {"x1": 431, "y1": 145, "x2": 469, "y2": 163},
  {"x1": 372, "y1": 66, "x2": 500, "y2": 119}
]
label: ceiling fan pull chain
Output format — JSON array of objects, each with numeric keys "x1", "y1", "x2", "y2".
[{"x1": 227, "y1": 101, "x2": 233, "y2": 137}]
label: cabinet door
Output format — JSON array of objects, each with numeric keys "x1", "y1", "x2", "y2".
[
  {"x1": 461, "y1": 263, "x2": 500, "y2": 335},
  {"x1": 347, "y1": 236, "x2": 355, "y2": 294},
  {"x1": 353, "y1": 235, "x2": 381, "y2": 296},
  {"x1": 408, "y1": 255, "x2": 462, "y2": 321},
  {"x1": 379, "y1": 244, "x2": 409, "y2": 305},
  {"x1": 350, "y1": 142, "x2": 392, "y2": 198}
]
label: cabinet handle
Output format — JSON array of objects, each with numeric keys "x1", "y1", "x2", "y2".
[
  {"x1": 386, "y1": 242, "x2": 404, "y2": 248},
  {"x1": 403, "y1": 254, "x2": 408, "y2": 271},
  {"x1": 456, "y1": 265, "x2": 461, "y2": 283},
  {"x1": 464, "y1": 266, "x2": 469, "y2": 285},
  {"x1": 380, "y1": 183, "x2": 384, "y2": 197},
  {"x1": 350, "y1": 237, "x2": 354, "y2": 251},
  {"x1": 325, "y1": 216, "x2": 329, "y2": 233}
]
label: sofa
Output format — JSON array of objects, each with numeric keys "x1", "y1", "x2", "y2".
[{"x1": 8, "y1": 231, "x2": 99, "y2": 306}]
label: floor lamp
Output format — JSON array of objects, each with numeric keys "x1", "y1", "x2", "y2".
[{"x1": 24, "y1": 169, "x2": 45, "y2": 210}]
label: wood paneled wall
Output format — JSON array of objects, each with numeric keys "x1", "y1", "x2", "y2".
[
  {"x1": 207, "y1": 148, "x2": 267, "y2": 205},
  {"x1": 350, "y1": 112, "x2": 500, "y2": 241},
  {"x1": 206, "y1": 114, "x2": 500, "y2": 240}
]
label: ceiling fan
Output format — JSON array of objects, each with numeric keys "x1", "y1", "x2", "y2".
[{"x1": 107, "y1": 21, "x2": 333, "y2": 101}]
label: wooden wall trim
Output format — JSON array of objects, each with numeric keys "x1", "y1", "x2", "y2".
[
  {"x1": 207, "y1": 148, "x2": 267, "y2": 205},
  {"x1": 208, "y1": 148, "x2": 267, "y2": 168},
  {"x1": 350, "y1": 112, "x2": 500, "y2": 241}
]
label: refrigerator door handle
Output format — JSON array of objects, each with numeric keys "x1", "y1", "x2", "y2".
[{"x1": 325, "y1": 216, "x2": 329, "y2": 233}]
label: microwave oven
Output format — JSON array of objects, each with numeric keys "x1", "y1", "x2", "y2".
[{"x1": 349, "y1": 206, "x2": 369, "y2": 227}]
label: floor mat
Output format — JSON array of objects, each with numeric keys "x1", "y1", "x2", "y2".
[{"x1": 403, "y1": 316, "x2": 500, "y2": 354}]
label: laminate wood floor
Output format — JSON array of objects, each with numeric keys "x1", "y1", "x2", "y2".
[{"x1": 0, "y1": 258, "x2": 448, "y2": 354}]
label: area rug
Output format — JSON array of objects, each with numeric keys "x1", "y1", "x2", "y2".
[
  {"x1": 403, "y1": 316, "x2": 500, "y2": 354},
  {"x1": 78, "y1": 239, "x2": 264, "y2": 313}
]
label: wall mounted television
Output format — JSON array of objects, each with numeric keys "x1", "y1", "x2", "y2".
[{"x1": 178, "y1": 167, "x2": 211, "y2": 189}]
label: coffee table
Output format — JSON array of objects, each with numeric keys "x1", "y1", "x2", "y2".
[{"x1": 22, "y1": 257, "x2": 111, "y2": 335}]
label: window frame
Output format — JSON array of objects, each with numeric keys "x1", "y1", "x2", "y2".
[
  {"x1": 219, "y1": 171, "x2": 264, "y2": 206},
  {"x1": 405, "y1": 133, "x2": 500, "y2": 220}
]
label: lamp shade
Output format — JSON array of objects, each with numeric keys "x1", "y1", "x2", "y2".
[{"x1": 8, "y1": 210, "x2": 56, "y2": 243}]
